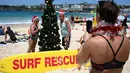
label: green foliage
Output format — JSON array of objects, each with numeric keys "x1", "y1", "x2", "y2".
[{"x1": 38, "y1": 0, "x2": 61, "y2": 51}]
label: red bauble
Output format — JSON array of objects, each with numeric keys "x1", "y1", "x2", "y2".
[{"x1": 48, "y1": 4, "x2": 50, "y2": 6}]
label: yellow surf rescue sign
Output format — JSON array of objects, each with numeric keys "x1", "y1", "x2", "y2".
[{"x1": 0, "y1": 50, "x2": 91, "y2": 73}]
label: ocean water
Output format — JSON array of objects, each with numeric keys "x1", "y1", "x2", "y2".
[{"x1": 0, "y1": 11, "x2": 94, "y2": 25}]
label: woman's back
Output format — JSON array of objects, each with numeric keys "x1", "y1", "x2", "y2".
[
  {"x1": 76, "y1": 1, "x2": 130, "y2": 73},
  {"x1": 89, "y1": 35, "x2": 130, "y2": 73}
]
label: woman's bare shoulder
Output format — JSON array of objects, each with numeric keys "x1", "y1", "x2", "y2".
[
  {"x1": 124, "y1": 36, "x2": 130, "y2": 41},
  {"x1": 86, "y1": 35, "x2": 105, "y2": 43},
  {"x1": 124, "y1": 36, "x2": 130, "y2": 46},
  {"x1": 86, "y1": 35, "x2": 130, "y2": 47},
  {"x1": 84, "y1": 35, "x2": 106, "y2": 48}
]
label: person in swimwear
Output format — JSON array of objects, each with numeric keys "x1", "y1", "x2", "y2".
[
  {"x1": 76, "y1": 1, "x2": 130, "y2": 73},
  {"x1": 27, "y1": 16, "x2": 40, "y2": 53}
]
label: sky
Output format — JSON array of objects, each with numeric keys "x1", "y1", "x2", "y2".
[{"x1": 0, "y1": 0, "x2": 130, "y2": 5}]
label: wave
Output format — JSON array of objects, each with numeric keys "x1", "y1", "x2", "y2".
[
  {"x1": 0, "y1": 11, "x2": 94, "y2": 25},
  {"x1": 0, "y1": 20, "x2": 42, "y2": 25}
]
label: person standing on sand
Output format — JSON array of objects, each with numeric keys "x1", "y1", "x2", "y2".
[
  {"x1": 70, "y1": 15, "x2": 75, "y2": 27},
  {"x1": 59, "y1": 10, "x2": 71, "y2": 50},
  {"x1": 76, "y1": 1, "x2": 130, "y2": 73},
  {"x1": 5, "y1": 26, "x2": 17, "y2": 43},
  {"x1": 27, "y1": 16, "x2": 40, "y2": 53},
  {"x1": 122, "y1": 14, "x2": 128, "y2": 35}
]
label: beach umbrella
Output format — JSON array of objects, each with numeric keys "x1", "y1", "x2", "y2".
[{"x1": 117, "y1": 15, "x2": 125, "y2": 21}]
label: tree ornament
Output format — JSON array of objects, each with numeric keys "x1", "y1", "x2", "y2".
[
  {"x1": 54, "y1": 46, "x2": 56, "y2": 48},
  {"x1": 54, "y1": 27, "x2": 56, "y2": 29},
  {"x1": 46, "y1": 1, "x2": 48, "y2": 3},
  {"x1": 48, "y1": 4, "x2": 51, "y2": 6},
  {"x1": 45, "y1": 35, "x2": 47, "y2": 37}
]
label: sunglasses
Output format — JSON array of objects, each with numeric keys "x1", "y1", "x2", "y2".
[{"x1": 35, "y1": 20, "x2": 39, "y2": 22}]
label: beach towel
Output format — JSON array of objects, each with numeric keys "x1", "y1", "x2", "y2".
[{"x1": 0, "y1": 28, "x2": 4, "y2": 35}]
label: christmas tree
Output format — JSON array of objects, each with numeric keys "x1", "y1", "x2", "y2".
[{"x1": 38, "y1": 0, "x2": 61, "y2": 51}]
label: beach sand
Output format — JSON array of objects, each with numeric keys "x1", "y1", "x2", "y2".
[
  {"x1": 0, "y1": 22, "x2": 86, "y2": 58},
  {"x1": 0, "y1": 22, "x2": 130, "y2": 73}
]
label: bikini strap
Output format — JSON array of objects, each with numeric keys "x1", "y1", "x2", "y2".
[
  {"x1": 96, "y1": 34, "x2": 115, "y2": 57},
  {"x1": 115, "y1": 35, "x2": 124, "y2": 56},
  {"x1": 96, "y1": 34, "x2": 124, "y2": 57}
]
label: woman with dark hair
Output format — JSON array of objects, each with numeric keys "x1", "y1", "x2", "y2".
[
  {"x1": 5, "y1": 26, "x2": 17, "y2": 43},
  {"x1": 76, "y1": 1, "x2": 130, "y2": 73}
]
